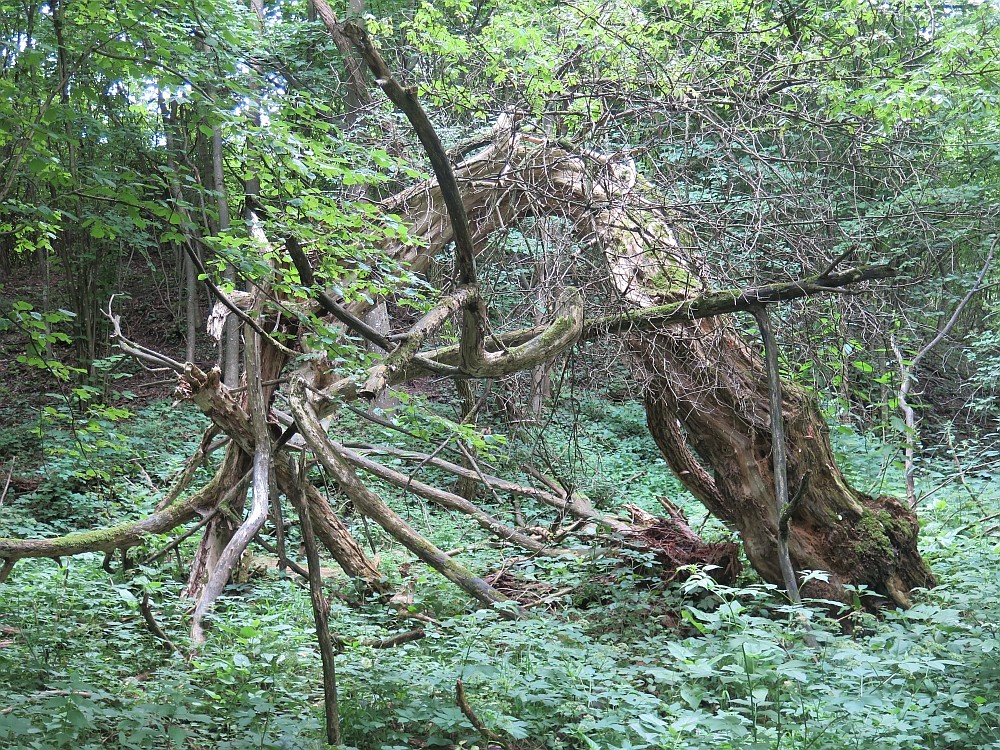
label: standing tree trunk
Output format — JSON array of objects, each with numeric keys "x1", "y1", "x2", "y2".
[
  {"x1": 211, "y1": 126, "x2": 240, "y2": 387},
  {"x1": 183, "y1": 243, "x2": 199, "y2": 363}
]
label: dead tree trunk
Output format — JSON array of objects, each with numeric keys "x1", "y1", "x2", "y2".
[
  {"x1": 370, "y1": 122, "x2": 934, "y2": 608},
  {"x1": 640, "y1": 321, "x2": 934, "y2": 607},
  {"x1": 0, "y1": 104, "x2": 934, "y2": 630}
]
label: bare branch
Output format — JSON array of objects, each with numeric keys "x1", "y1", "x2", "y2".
[
  {"x1": 344, "y1": 22, "x2": 477, "y2": 286},
  {"x1": 191, "y1": 296, "x2": 275, "y2": 643},
  {"x1": 106, "y1": 296, "x2": 184, "y2": 373},
  {"x1": 289, "y1": 378, "x2": 518, "y2": 614},
  {"x1": 331, "y1": 441, "x2": 565, "y2": 556}
]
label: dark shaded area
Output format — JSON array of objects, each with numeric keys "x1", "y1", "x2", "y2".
[{"x1": 627, "y1": 501, "x2": 742, "y2": 585}]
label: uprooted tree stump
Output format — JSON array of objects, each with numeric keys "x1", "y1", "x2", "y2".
[{"x1": 626, "y1": 504, "x2": 742, "y2": 585}]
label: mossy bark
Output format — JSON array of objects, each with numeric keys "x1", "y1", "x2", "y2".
[{"x1": 637, "y1": 295, "x2": 934, "y2": 608}]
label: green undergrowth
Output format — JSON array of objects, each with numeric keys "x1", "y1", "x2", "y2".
[
  {"x1": 0, "y1": 400, "x2": 209, "y2": 538},
  {"x1": 1, "y1": 399, "x2": 999, "y2": 749}
]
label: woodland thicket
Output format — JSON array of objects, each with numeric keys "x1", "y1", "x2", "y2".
[{"x1": 1, "y1": 1, "x2": 1000, "y2": 748}]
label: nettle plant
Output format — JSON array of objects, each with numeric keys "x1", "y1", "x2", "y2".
[{"x1": 2, "y1": 302, "x2": 81, "y2": 383}]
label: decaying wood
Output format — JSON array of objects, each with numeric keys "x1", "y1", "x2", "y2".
[
  {"x1": 139, "y1": 593, "x2": 182, "y2": 655},
  {"x1": 335, "y1": 628, "x2": 426, "y2": 650},
  {"x1": 348, "y1": 124, "x2": 933, "y2": 609},
  {"x1": 190, "y1": 294, "x2": 274, "y2": 642},
  {"x1": 0, "y1": 85, "x2": 934, "y2": 629},
  {"x1": 625, "y1": 504, "x2": 741, "y2": 585},
  {"x1": 289, "y1": 378, "x2": 518, "y2": 615},
  {"x1": 455, "y1": 679, "x2": 503, "y2": 745}
]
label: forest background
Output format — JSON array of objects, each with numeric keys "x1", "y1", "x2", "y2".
[{"x1": 1, "y1": 0, "x2": 1000, "y2": 748}]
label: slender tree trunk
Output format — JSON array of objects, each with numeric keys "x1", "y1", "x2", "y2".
[
  {"x1": 529, "y1": 252, "x2": 553, "y2": 416},
  {"x1": 184, "y1": 250, "x2": 198, "y2": 363},
  {"x1": 291, "y1": 459, "x2": 341, "y2": 746},
  {"x1": 750, "y1": 305, "x2": 803, "y2": 607},
  {"x1": 211, "y1": 127, "x2": 240, "y2": 387}
]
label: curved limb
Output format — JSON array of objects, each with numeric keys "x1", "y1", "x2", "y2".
[{"x1": 0, "y1": 460, "x2": 234, "y2": 567}]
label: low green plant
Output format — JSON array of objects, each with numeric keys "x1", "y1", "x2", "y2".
[
  {"x1": 0, "y1": 423, "x2": 41, "y2": 460},
  {"x1": 2, "y1": 398, "x2": 999, "y2": 750}
]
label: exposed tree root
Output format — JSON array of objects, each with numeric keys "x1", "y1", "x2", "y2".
[{"x1": 625, "y1": 504, "x2": 741, "y2": 585}]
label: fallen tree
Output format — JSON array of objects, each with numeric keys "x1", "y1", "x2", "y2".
[{"x1": 0, "y1": 25, "x2": 933, "y2": 636}]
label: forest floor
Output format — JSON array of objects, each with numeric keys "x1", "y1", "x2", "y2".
[{"x1": 0, "y1": 383, "x2": 998, "y2": 750}]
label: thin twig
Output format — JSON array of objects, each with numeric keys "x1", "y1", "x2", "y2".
[
  {"x1": 251, "y1": 533, "x2": 309, "y2": 579},
  {"x1": 138, "y1": 593, "x2": 182, "y2": 655},
  {"x1": 956, "y1": 510, "x2": 1000, "y2": 536},
  {"x1": 335, "y1": 628, "x2": 426, "y2": 650},
  {"x1": 142, "y1": 510, "x2": 219, "y2": 566},
  {"x1": 523, "y1": 586, "x2": 575, "y2": 609}
]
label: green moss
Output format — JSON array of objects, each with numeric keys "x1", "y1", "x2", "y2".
[
  {"x1": 876, "y1": 508, "x2": 915, "y2": 544},
  {"x1": 0, "y1": 523, "x2": 130, "y2": 557},
  {"x1": 648, "y1": 266, "x2": 695, "y2": 293},
  {"x1": 855, "y1": 510, "x2": 894, "y2": 560},
  {"x1": 545, "y1": 314, "x2": 577, "y2": 339}
]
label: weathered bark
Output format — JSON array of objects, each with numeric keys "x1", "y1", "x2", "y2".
[
  {"x1": 289, "y1": 458, "x2": 341, "y2": 746},
  {"x1": 0, "y1": 465, "x2": 217, "y2": 562},
  {"x1": 274, "y1": 463, "x2": 388, "y2": 593},
  {"x1": 641, "y1": 326, "x2": 933, "y2": 607},
  {"x1": 178, "y1": 361, "x2": 389, "y2": 595},
  {"x1": 182, "y1": 444, "x2": 251, "y2": 599},
  {"x1": 189, "y1": 297, "x2": 274, "y2": 642}
]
